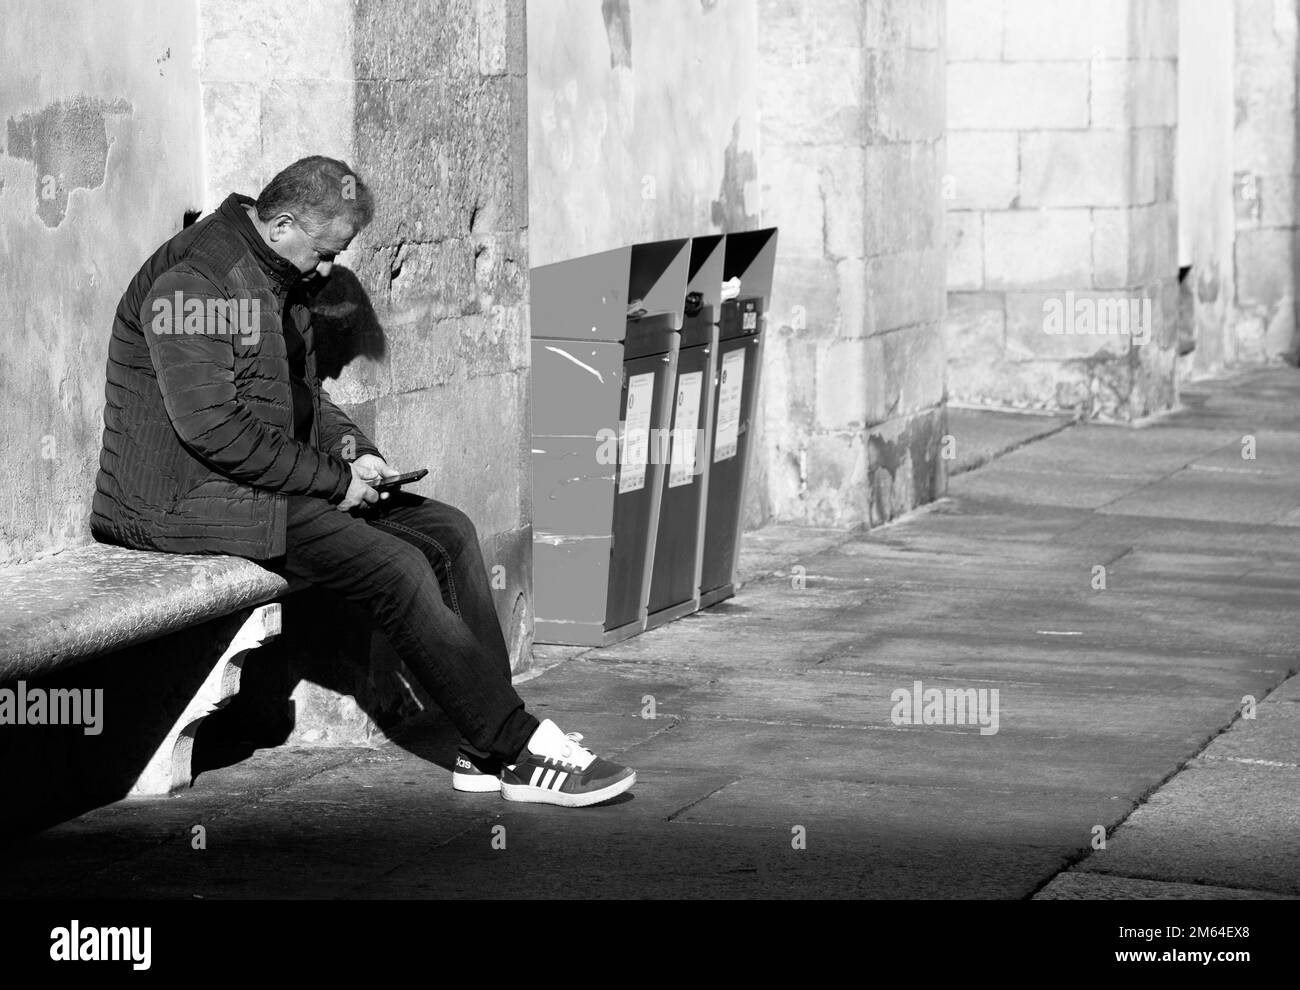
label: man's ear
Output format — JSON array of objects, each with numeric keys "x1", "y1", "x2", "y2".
[{"x1": 268, "y1": 212, "x2": 296, "y2": 243}]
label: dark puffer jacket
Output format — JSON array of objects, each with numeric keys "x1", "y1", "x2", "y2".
[{"x1": 91, "y1": 193, "x2": 381, "y2": 560}]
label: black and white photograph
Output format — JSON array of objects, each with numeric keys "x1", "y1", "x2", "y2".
[{"x1": 0, "y1": 0, "x2": 1293, "y2": 972}]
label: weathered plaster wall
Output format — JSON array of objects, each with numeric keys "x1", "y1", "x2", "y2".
[
  {"x1": 1177, "y1": 0, "x2": 1237, "y2": 378},
  {"x1": 0, "y1": 0, "x2": 204, "y2": 565},
  {"x1": 945, "y1": 0, "x2": 1182, "y2": 421},
  {"x1": 756, "y1": 0, "x2": 947, "y2": 527},
  {"x1": 1232, "y1": 0, "x2": 1300, "y2": 364},
  {"x1": 527, "y1": 0, "x2": 761, "y2": 267}
]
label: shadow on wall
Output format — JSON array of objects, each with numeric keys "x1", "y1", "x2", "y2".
[{"x1": 303, "y1": 265, "x2": 388, "y2": 378}]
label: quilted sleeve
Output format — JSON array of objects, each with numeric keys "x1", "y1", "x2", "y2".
[
  {"x1": 317, "y1": 383, "x2": 382, "y2": 463},
  {"x1": 141, "y1": 267, "x2": 353, "y2": 502}
]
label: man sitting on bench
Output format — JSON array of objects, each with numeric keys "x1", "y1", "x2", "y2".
[{"x1": 89, "y1": 155, "x2": 635, "y2": 808}]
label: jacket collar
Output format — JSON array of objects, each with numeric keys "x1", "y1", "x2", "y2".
[{"x1": 218, "y1": 192, "x2": 303, "y2": 289}]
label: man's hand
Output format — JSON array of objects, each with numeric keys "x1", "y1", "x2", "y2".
[
  {"x1": 337, "y1": 456, "x2": 399, "y2": 512},
  {"x1": 352, "y1": 454, "x2": 400, "y2": 488}
]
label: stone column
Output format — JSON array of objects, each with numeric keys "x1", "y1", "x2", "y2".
[
  {"x1": 757, "y1": 0, "x2": 947, "y2": 527},
  {"x1": 946, "y1": 0, "x2": 1180, "y2": 420}
]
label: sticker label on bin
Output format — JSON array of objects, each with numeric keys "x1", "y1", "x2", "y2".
[
  {"x1": 619, "y1": 372, "x2": 655, "y2": 493},
  {"x1": 669, "y1": 371, "x2": 703, "y2": 488},
  {"x1": 742, "y1": 308, "x2": 758, "y2": 331},
  {"x1": 714, "y1": 349, "x2": 745, "y2": 462}
]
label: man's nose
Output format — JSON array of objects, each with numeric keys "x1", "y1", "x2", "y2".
[{"x1": 315, "y1": 260, "x2": 334, "y2": 278}]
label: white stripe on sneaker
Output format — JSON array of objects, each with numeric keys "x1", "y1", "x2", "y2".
[
  {"x1": 529, "y1": 766, "x2": 544, "y2": 786},
  {"x1": 541, "y1": 768, "x2": 557, "y2": 789},
  {"x1": 550, "y1": 771, "x2": 568, "y2": 791}
]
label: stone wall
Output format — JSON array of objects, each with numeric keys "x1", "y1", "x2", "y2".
[
  {"x1": 1233, "y1": 0, "x2": 1300, "y2": 364},
  {"x1": 0, "y1": 0, "x2": 204, "y2": 565},
  {"x1": 755, "y1": 0, "x2": 947, "y2": 527},
  {"x1": 945, "y1": 0, "x2": 1181, "y2": 421}
]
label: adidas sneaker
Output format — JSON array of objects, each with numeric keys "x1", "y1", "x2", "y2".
[{"x1": 500, "y1": 719, "x2": 636, "y2": 808}]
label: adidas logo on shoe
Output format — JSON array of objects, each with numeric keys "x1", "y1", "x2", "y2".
[{"x1": 451, "y1": 745, "x2": 502, "y2": 793}]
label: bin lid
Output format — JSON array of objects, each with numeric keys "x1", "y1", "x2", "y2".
[
  {"x1": 531, "y1": 239, "x2": 689, "y2": 343},
  {"x1": 686, "y1": 235, "x2": 726, "y2": 322},
  {"x1": 722, "y1": 227, "x2": 778, "y2": 305}
]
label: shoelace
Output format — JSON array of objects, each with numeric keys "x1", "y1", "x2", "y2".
[{"x1": 558, "y1": 732, "x2": 595, "y2": 769}]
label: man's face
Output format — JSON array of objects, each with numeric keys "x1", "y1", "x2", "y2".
[{"x1": 269, "y1": 213, "x2": 357, "y2": 279}]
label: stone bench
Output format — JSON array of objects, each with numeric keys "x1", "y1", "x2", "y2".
[{"x1": 0, "y1": 544, "x2": 301, "y2": 796}]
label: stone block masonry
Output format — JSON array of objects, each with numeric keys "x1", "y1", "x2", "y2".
[{"x1": 944, "y1": 0, "x2": 1182, "y2": 421}]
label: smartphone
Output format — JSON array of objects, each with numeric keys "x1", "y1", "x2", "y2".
[{"x1": 370, "y1": 468, "x2": 429, "y2": 492}]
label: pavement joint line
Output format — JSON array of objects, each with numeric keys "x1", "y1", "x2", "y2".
[
  {"x1": 1024, "y1": 662, "x2": 1300, "y2": 900},
  {"x1": 946, "y1": 415, "x2": 1079, "y2": 478},
  {"x1": 664, "y1": 777, "x2": 741, "y2": 822},
  {"x1": 1061, "y1": 866, "x2": 1300, "y2": 899},
  {"x1": 1089, "y1": 437, "x2": 1244, "y2": 514},
  {"x1": 608, "y1": 715, "x2": 682, "y2": 760},
  {"x1": 1099, "y1": 545, "x2": 1135, "y2": 568}
]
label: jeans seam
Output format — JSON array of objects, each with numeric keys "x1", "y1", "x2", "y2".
[{"x1": 370, "y1": 518, "x2": 463, "y2": 618}]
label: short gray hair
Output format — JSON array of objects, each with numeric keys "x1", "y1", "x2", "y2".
[{"x1": 255, "y1": 156, "x2": 374, "y2": 236}]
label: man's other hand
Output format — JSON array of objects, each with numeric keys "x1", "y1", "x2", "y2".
[{"x1": 337, "y1": 457, "x2": 394, "y2": 512}]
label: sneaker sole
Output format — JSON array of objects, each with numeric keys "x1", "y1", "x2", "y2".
[
  {"x1": 500, "y1": 771, "x2": 636, "y2": 808},
  {"x1": 452, "y1": 772, "x2": 502, "y2": 793}
]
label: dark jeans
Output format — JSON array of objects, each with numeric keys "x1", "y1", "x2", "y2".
[{"x1": 270, "y1": 491, "x2": 538, "y2": 763}]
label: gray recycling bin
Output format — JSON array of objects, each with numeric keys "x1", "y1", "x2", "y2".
[
  {"x1": 531, "y1": 239, "x2": 690, "y2": 646},
  {"x1": 698, "y1": 227, "x2": 778, "y2": 609},
  {"x1": 645, "y1": 235, "x2": 726, "y2": 629}
]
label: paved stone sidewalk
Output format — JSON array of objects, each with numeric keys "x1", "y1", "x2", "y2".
[{"x1": 2, "y1": 368, "x2": 1297, "y2": 899}]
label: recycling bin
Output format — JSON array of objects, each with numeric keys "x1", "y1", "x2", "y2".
[
  {"x1": 645, "y1": 235, "x2": 726, "y2": 629},
  {"x1": 531, "y1": 239, "x2": 690, "y2": 645},
  {"x1": 698, "y1": 227, "x2": 778, "y2": 609}
]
